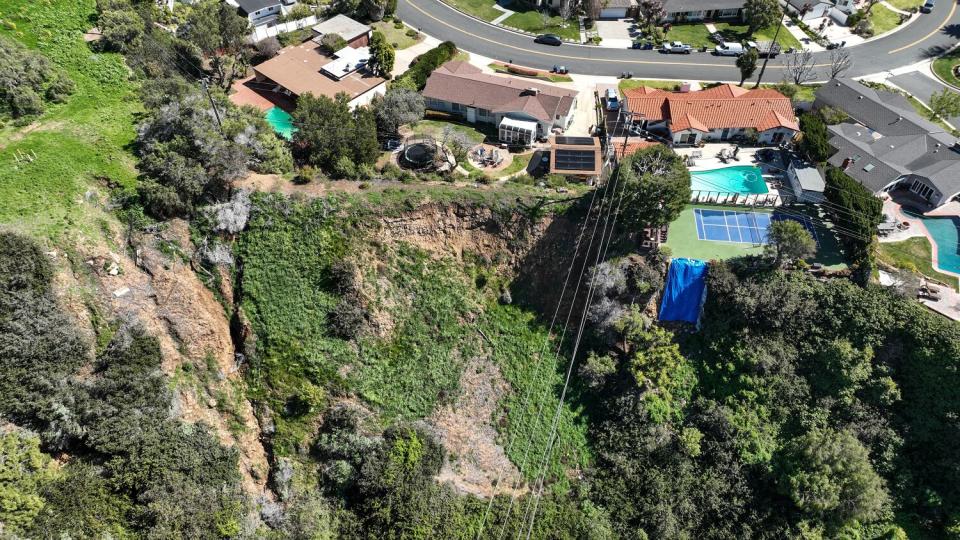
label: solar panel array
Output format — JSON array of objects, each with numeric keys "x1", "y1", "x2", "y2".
[
  {"x1": 554, "y1": 149, "x2": 596, "y2": 171},
  {"x1": 554, "y1": 136, "x2": 595, "y2": 146}
]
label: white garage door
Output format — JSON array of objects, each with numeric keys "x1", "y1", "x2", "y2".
[{"x1": 599, "y1": 7, "x2": 627, "y2": 18}]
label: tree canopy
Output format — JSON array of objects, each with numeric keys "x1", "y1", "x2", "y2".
[{"x1": 617, "y1": 145, "x2": 691, "y2": 229}]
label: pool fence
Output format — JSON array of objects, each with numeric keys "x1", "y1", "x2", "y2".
[{"x1": 690, "y1": 191, "x2": 783, "y2": 207}]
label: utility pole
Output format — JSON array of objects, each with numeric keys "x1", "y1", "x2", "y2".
[
  {"x1": 752, "y1": 17, "x2": 783, "y2": 89},
  {"x1": 201, "y1": 77, "x2": 225, "y2": 137}
]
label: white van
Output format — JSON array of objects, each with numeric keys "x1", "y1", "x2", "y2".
[
  {"x1": 605, "y1": 88, "x2": 619, "y2": 111},
  {"x1": 714, "y1": 42, "x2": 745, "y2": 56}
]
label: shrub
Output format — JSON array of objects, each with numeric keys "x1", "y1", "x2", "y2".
[
  {"x1": 0, "y1": 36, "x2": 74, "y2": 119},
  {"x1": 507, "y1": 64, "x2": 539, "y2": 77},
  {"x1": 394, "y1": 41, "x2": 458, "y2": 90},
  {"x1": 334, "y1": 155, "x2": 358, "y2": 178},
  {"x1": 405, "y1": 29, "x2": 418, "y2": 38},
  {"x1": 294, "y1": 165, "x2": 318, "y2": 184},
  {"x1": 319, "y1": 33, "x2": 347, "y2": 54},
  {"x1": 394, "y1": 21, "x2": 404, "y2": 29}
]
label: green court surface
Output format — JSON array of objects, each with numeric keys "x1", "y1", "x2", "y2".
[{"x1": 665, "y1": 204, "x2": 847, "y2": 269}]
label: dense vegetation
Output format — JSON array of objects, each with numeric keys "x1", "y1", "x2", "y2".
[
  {"x1": 0, "y1": 35, "x2": 74, "y2": 120},
  {"x1": 0, "y1": 232, "x2": 245, "y2": 537},
  {"x1": 393, "y1": 40, "x2": 458, "y2": 90}
]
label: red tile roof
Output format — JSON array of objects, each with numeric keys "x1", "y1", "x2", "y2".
[
  {"x1": 615, "y1": 140, "x2": 660, "y2": 158},
  {"x1": 623, "y1": 84, "x2": 799, "y2": 133}
]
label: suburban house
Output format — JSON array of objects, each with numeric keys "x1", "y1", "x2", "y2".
[
  {"x1": 422, "y1": 62, "x2": 579, "y2": 146},
  {"x1": 598, "y1": 0, "x2": 637, "y2": 19},
  {"x1": 661, "y1": 0, "x2": 745, "y2": 22},
  {"x1": 310, "y1": 14, "x2": 372, "y2": 48},
  {"x1": 814, "y1": 78, "x2": 960, "y2": 211},
  {"x1": 251, "y1": 39, "x2": 386, "y2": 108},
  {"x1": 549, "y1": 136, "x2": 603, "y2": 181},
  {"x1": 785, "y1": 0, "x2": 856, "y2": 21},
  {"x1": 228, "y1": 0, "x2": 295, "y2": 26},
  {"x1": 623, "y1": 84, "x2": 799, "y2": 146}
]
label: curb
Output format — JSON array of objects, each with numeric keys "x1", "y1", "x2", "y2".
[{"x1": 432, "y1": 0, "x2": 586, "y2": 45}]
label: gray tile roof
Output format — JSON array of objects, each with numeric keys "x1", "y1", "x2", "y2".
[
  {"x1": 236, "y1": 0, "x2": 280, "y2": 14},
  {"x1": 815, "y1": 78, "x2": 945, "y2": 137},
  {"x1": 662, "y1": 0, "x2": 745, "y2": 12}
]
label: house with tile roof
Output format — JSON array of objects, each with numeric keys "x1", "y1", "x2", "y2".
[
  {"x1": 814, "y1": 78, "x2": 960, "y2": 211},
  {"x1": 421, "y1": 61, "x2": 579, "y2": 147},
  {"x1": 622, "y1": 84, "x2": 799, "y2": 147}
]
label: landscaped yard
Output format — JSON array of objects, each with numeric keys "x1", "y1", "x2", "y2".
[
  {"x1": 885, "y1": 0, "x2": 923, "y2": 9},
  {"x1": 713, "y1": 22, "x2": 803, "y2": 49},
  {"x1": 501, "y1": 9, "x2": 580, "y2": 41},
  {"x1": 663, "y1": 23, "x2": 713, "y2": 47},
  {"x1": 489, "y1": 63, "x2": 573, "y2": 83},
  {"x1": 878, "y1": 237, "x2": 960, "y2": 289},
  {"x1": 932, "y1": 50, "x2": 960, "y2": 89},
  {"x1": 495, "y1": 152, "x2": 533, "y2": 178},
  {"x1": 618, "y1": 79, "x2": 683, "y2": 92},
  {"x1": 412, "y1": 119, "x2": 491, "y2": 144},
  {"x1": 373, "y1": 20, "x2": 423, "y2": 49},
  {"x1": 868, "y1": 4, "x2": 903, "y2": 35},
  {"x1": 441, "y1": 0, "x2": 503, "y2": 21}
]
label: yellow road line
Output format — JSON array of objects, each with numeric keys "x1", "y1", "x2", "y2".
[
  {"x1": 889, "y1": 1, "x2": 957, "y2": 54},
  {"x1": 406, "y1": 0, "x2": 737, "y2": 69}
]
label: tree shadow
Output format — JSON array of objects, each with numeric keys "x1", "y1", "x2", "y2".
[{"x1": 941, "y1": 23, "x2": 960, "y2": 40}]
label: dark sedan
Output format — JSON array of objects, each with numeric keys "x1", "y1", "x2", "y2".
[{"x1": 534, "y1": 34, "x2": 563, "y2": 46}]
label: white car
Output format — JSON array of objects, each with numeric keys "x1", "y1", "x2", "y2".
[{"x1": 714, "y1": 42, "x2": 745, "y2": 56}]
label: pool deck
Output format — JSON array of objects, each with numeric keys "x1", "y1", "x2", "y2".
[
  {"x1": 229, "y1": 76, "x2": 296, "y2": 112},
  {"x1": 882, "y1": 197, "x2": 960, "y2": 290},
  {"x1": 676, "y1": 144, "x2": 792, "y2": 204}
]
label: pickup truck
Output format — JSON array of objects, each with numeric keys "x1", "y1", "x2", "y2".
[
  {"x1": 747, "y1": 40, "x2": 781, "y2": 58},
  {"x1": 662, "y1": 41, "x2": 692, "y2": 54}
]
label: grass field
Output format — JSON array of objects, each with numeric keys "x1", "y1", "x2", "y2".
[
  {"x1": 373, "y1": 20, "x2": 422, "y2": 50},
  {"x1": 0, "y1": 0, "x2": 140, "y2": 241},
  {"x1": 501, "y1": 9, "x2": 580, "y2": 41},
  {"x1": 868, "y1": 4, "x2": 903, "y2": 35},
  {"x1": 412, "y1": 119, "x2": 492, "y2": 144},
  {"x1": 618, "y1": 79, "x2": 683, "y2": 93},
  {"x1": 878, "y1": 237, "x2": 960, "y2": 290},
  {"x1": 440, "y1": 0, "x2": 503, "y2": 21},
  {"x1": 932, "y1": 50, "x2": 960, "y2": 89},
  {"x1": 495, "y1": 152, "x2": 533, "y2": 178},
  {"x1": 885, "y1": 0, "x2": 923, "y2": 9}
]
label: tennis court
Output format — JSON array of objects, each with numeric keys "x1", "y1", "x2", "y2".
[{"x1": 694, "y1": 209, "x2": 818, "y2": 245}]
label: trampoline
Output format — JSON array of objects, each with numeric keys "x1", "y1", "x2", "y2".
[
  {"x1": 694, "y1": 209, "x2": 819, "y2": 246},
  {"x1": 400, "y1": 142, "x2": 438, "y2": 170}
]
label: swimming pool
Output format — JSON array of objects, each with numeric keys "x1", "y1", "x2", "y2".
[
  {"x1": 264, "y1": 107, "x2": 295, "y2": 140},
  {"x1": 916, "y1": 214, "x2": 960, "y2": 274},
  {"x1": 690, "y1": 166, "x2": 769, "y2": 195}
]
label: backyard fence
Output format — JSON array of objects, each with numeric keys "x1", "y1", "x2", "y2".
[
  {"x1": 691, "y1": 191, "x2": 783, "y2": 207},
  {"x1": 248, "y1": 16, "x2": 319, "y2": 43}
]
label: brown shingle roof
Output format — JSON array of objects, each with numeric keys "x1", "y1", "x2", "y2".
[
  {"x1": 251, "y1": 42, "x2": 385, "y2": 101},
  {"x1": 624, "y1": 84, "x2": 799, "y2": 133},
  {"x1": 422, "y1": 61, "x2": 578, "y2": 124}
]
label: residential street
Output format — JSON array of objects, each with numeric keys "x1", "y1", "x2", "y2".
[{"x1": 397, "y1": 0, "x2": 960, "y2": 79}]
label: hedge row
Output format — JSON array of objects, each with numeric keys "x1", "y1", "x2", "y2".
[{"x1": 395, "y1": 41, "x2": 458, "y2": 90}]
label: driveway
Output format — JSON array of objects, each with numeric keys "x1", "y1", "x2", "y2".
[
  {"x1": 888, "y1": 71, "x2": 960, "y2": 127},
  {"x1": 595, "y1": 19, "x2": 633, "y2": 50}
]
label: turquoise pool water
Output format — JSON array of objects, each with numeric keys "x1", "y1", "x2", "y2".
[
  {"x1": 264, "y1": 107, "x2": 295, "y2": 140},
  {"x1": 918, "y1": 215, "x2": 960, "y2": 274},
  {"x1": 691, "y1": 165, "x2": 769, "y2": 195}
]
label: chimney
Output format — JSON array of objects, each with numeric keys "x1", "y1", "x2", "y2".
[
  {"x1": 841, "y1": 157, "x2": 852, "y2": 170},
  {"x1": 522, "y1": 87, "x2": 540, "y2": 96}
]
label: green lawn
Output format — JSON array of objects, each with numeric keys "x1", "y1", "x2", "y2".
[
  {"x1": 713, "y1": 22, "x2": 803, "y2": 49},
  {"x1": 412, "y1": 119, "x2": 491, "y2": 144},
  {"x1": 663, "y1": 23, "x2": 714, "y2": 47},
  {"x1": 501, "y1": 9, "x2": 580, "y2": 41},
  {"x1": 441, "y1": 0, "x2": 503, "y2": 21},
  {"x1": 619, "y1": 79, "x2": 683, "y2": 93},
  {"x1": 372, "y1": 20, "x2": 422, "y2": 50},
  {"x1": 868, "y1": 4, "x2": 902, "y2": 35},
  {"x1": 762, "y1": 83, "x2": 821, "y2": 103},
  {"x1": 878, "y1": 238, "x2": 959, "y2": 290},
  {"x1": 885, "y1": 0, "x2": 923, "y2": 9},
  {"x1": 495, "y1": 152, "x2": 533, "y2": 178},
  {"x1": 0, "y1": 0, "x2": 140, "y2": 241},
  {"x1": 932, "y1": 50, "x2": 960, "y2": 89}
]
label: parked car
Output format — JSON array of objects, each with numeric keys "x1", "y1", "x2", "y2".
[
  {"x1": 921, "y1": 0, "x2": 935, "y2": 12},
  {"x1": 535, "y1": 34, "x2": 563, "y2": 46},
  {"x1": 714, "y1": 42, "x2": 744, "y2": 56},
  {"x1": 747, "y1": 40, "x2": 781, "y2": 58},
  {"x1": 552, "y1": 64, "x2": 568, "y2": 74},
  {"x1": 605, "y1": 88, "x2": 620, "y2": 111},
  {"x1": 663, "y1": 41, "x2": 692, "y2": 54}
]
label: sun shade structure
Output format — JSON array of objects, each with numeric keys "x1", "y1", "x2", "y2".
[{"x1": 499, "y1": 117, "x2": 538, "y2": 146}]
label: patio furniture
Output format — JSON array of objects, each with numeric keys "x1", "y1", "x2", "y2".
[{"x1": 877, "y1": 222, "x2": 897, "y2": 236}]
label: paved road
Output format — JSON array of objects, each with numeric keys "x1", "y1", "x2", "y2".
[
  {"x1": 398, "y1": 0, "x2": 960, "y2": 80},
  {"x1": 889, "y1": 71, "x2": 960, "y2": 126}
]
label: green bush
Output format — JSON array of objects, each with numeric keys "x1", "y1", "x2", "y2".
[
  {"x1": 0, "y1": 36, "x2": 75, "y2": 119},
  {"x1": 394, "y1": 41, "x2": 458, "y2": 90}
]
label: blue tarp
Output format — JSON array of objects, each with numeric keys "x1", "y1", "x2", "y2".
[{"x1": 658, "y1": 258, "x2": 708, "y2": 325}]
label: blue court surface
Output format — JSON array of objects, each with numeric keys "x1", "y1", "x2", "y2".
[{"x1": 694, "y1": 209, "x2": 818, "y2": 245}]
